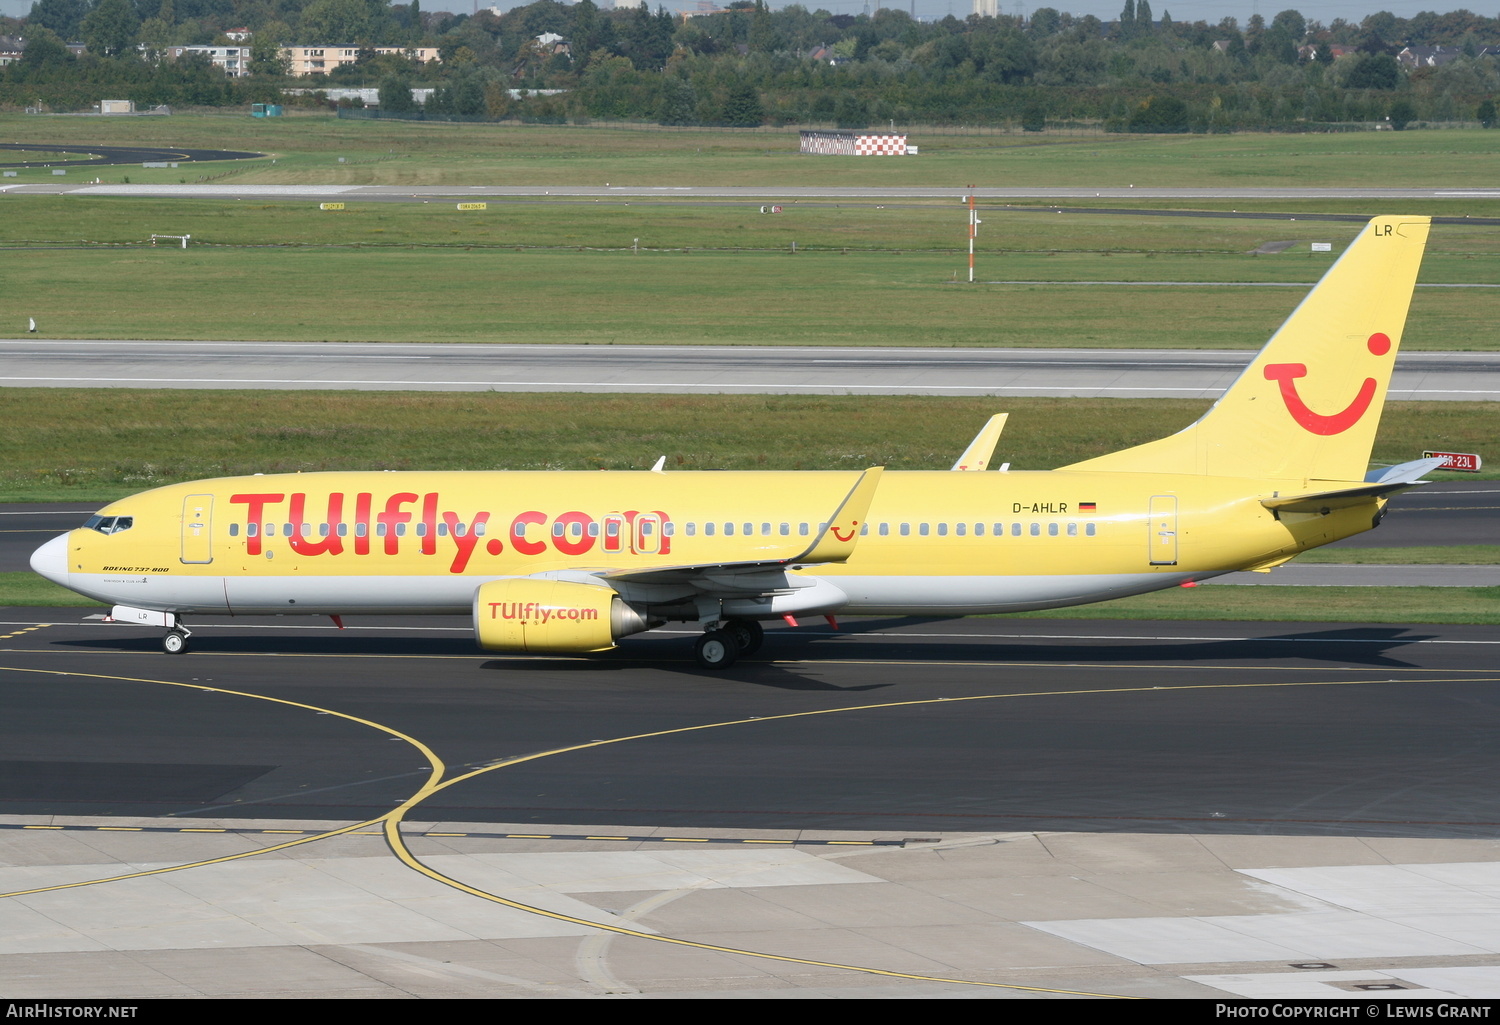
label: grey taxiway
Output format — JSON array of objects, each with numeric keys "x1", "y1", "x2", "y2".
[{"x1": 5, "y1": 340, "x2": 1500, "y2": 400}]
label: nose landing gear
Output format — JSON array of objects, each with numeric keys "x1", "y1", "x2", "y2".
[{"x1": 162, "y1": 624, "x2": 192, "y2": 654}]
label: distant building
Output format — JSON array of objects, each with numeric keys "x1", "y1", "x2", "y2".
[
  {"x1": 1397, "y1": 44, "x2": 1497, "y2": 68},
  {"x1": 972, "y1": 0, "x2": 999, "y2": 15},
  {"x1": 224, "y1": 27, "x2": 252, "y2": 42},
  {"x1": 1297, "y1": 43, "x2": 1352, "y2": 61},
  {"x1": 281, "y1": 46, "x2": 441, "y2": 76},
  {"x1": 162, "y1": 44, "x2": 253, "y2": 77},
  {"x1": 0, "y1": 35, "x2": 23, "y2": 67}
]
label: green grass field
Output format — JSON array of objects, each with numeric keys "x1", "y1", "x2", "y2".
[
  {"x1": 6, "y1": 116, "x2": 1500, "y2": 349},
  {"x1": 8, "y1": 115, "x2": 1500, "y2": 189},
  {"x1": 6, "y1": 243, "x2": 1497, "y2": 349}
]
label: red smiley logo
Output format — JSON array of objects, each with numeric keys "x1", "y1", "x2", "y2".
[
  {"x1": 831, "y1": 522, "x2": 858, "y2": 542},
  {"x1": 1263, "y1": 333, "x2": 1390, "y2": 436}
]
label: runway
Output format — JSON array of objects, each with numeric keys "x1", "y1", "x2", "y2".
[
  {"x1": 8, "y1": 183, "x2": 1500, "y2": 202},
  {"x1": 4, "y1": 612, "x2": 1500, "y2": 998},
  {"x1": 5, "y1": 341, "x2": 1500, "y2": 399}
]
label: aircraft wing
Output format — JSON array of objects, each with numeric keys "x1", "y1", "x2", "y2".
[{"x1": 594, "y1": 466, "x2": 884, "y2": 590}]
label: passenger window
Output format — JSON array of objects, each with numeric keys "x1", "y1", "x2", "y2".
[
  {"x1": 879, "y1": 523, "x2": 889, "y2": 536},
  {"x1": 1012, "y1": 524, "x2": 1022, "y2": 537},
  {"x1": 761, "y1": 523, "x2": 770, "y2": 536},
  {"x1": 799, "y1": 523, "x2": 809, "y2": 536},
  {"x1": 552, "y1": 523, "x2": 564, "y2": 537},
  {"x1": 1029, "y1": 523, "x2": 1040, "y2": 536},
  {"x1": 229, "y1": 523, "x2": 239, "y2": 536},
  {"x1": 725, "y1": 523, "x2": 734, "y2": 536},
  {"x1": 1067, "y1": 523, "x2": 1077, "y2": 536},
  {"x1": 780, "y1": 523, "x2": 790, "y2": 536},
  {"x1": 919, "y1": 523, "x2": 929, "y2": 536},
  {"x1": 686, "y1": 523, "x2": 696, "y2": 536},
  {"x1": 589, "y1": 523, "x2": 600, "y2": 537},
  {"x1": 1048, "y1": 523, "x2": 1058, "y2": 537},
  {"x1": 705, "y1": 522, "x2": 715, "y2": 536},
  {"x1": 937, "y1": 523, "x2": 947, "y2": 536},
  {"x1": 1086, "y1": 523, "x2": 1097, "y2": 537},
  {"x1": 663, "y1": 522, "x2": 674, "y2": 536},
  {"x1": 337, "y1": 523, "x2": 348, "y2": 537},
  {"x1": 437, "y1": 523, "x2": 448, "y2": 536},
  {"x1": 955, "y1": 523, "x2": 966, "y2": 536},
  {"x1": 900, "y1": 523, "x2": 910, "y2": 536}
]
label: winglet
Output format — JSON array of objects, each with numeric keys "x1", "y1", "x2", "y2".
[
  {"x1": 794, "y1": 466, "x2": 884, "y2": 564},
  {"x1": 951, "y1": 414, "x2": 1008, "y2": 471}
]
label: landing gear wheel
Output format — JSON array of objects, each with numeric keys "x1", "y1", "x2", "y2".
[
  {"x1": 724, "y1": 618, "x2": 764, "y2": 656},
  {"x1": 694, "y1": 630, "x2": 738, "y2": 670},
  {"x1": 162, "y1": 630, "x2": 189, "y2": 655}
]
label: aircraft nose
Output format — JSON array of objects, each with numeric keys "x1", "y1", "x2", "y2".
[{"x1": 30, "y1": 533, "x2": 70, "y2": 587}]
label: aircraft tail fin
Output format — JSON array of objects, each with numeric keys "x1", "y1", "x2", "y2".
[{"x1": 1062, "y1": 216, "x2": 1431, "y2": 482}]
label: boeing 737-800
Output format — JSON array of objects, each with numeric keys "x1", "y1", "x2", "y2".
[{"x1": 31, "y1": 216, "x2": 1438, "y2": 668}]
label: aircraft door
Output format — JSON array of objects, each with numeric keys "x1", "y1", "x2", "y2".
[
  {"x1": 1148, "y1": 495, "x2": 1178, "y2": 565},
  {"x1": 181, "y1": 494, "x2": 214, "y2": 564},
  {"x1": 634, "y1": 513, "x2": 662, "y2": 554}
]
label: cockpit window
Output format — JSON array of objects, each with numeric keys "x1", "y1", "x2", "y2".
[{"x1": 83, "y1": 515, "x2": 133, "y2": 535}]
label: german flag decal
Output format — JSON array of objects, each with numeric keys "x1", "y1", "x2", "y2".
[{"x1": 1079, "y1": 502, "x2": 1097, "y2": 511}]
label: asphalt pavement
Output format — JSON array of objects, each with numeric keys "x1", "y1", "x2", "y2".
[
  {"x1": 4, "y1": 341, "x2": 1500, "y2": 399},
  {"x1": 4, "y1": 613, "x2": 1500, "y2": 998}
]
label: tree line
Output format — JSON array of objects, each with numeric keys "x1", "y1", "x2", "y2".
[{"x1": 5, "y1": 0, "x2": 1500, "y2": 130}]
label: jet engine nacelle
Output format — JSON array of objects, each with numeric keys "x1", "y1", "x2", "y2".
[{"x1": 472, "y1": 578, "x2": 652, "y2": 653}]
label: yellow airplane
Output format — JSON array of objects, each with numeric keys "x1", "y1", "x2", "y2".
[{"x1": 32, "y1": 215, "x2": 1439, "y2": 668}]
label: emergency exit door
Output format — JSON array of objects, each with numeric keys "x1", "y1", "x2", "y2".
[
  {"x1": 1148, "y1": 495, "x2": 1178, "y2": 566},
  {"x1": 181, "y1": 495, "x2": 213, "y2": 564}
]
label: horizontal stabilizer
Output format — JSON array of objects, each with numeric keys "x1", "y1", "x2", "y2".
[
  {"x1": 1262, "y1": 458, "x2": 1441, "y2": 514},
  {"x1": 1364, "y1": 456, "x2": 1447, "y2": 485}
]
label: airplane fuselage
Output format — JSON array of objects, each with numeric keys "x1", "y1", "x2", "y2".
[{"x1": 37, "y1": 469, "x2": 1380, "y2": 618}]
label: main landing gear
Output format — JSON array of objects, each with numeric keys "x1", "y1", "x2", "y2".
[{"x1": 693, "y1": 618, "x2": 765, "y2": 670}]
